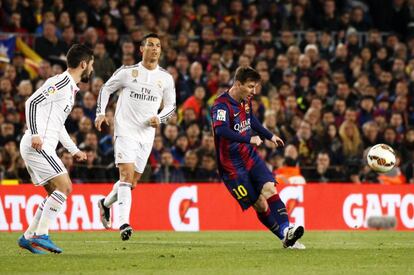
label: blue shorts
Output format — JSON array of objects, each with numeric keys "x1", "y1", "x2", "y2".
[{"x1": 221, "y1": 160, "x2": 275, "y2": 210}]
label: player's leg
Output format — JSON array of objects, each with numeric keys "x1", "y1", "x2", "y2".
[
  {"x1": 260, "y1": 182, "x2": 290, "y2": 238},
  {"x1": 118, "y1": 142, "x2": 152, "y2": 240},
  {"x1": 261, "y1": 182, "x2": 305, "y2": 248},
  {"x1": 99, "y1": 136, "x2": 137, "y2": 230},
  {"x1": 252, "y1": 195, "x2": 285, "y2": 239},
  {"x1": 222, "y1": 172, "x2": 285, "y2": 239},
  {"x1": 117, "y1": 163, "x2": 134, "y2": 240},
  {"x1": 18, "y1": 139, "x2": 66, "y2": 253},
  {"x1": 98, "y1": 180, "x2": 119, "y2": 229},
  {"x1": 251, "y1": 161, "x2": 305, "y2": 248},
  {"x1": 30, "y1": 173, "x2": 72, "y2": 253},
  {"x1": 19, "y1": 195, "x2": 48, "y2": 254}
]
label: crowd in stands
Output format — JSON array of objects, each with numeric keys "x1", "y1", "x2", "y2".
[{"x1": 1, "y1": 0, "x2": 414, "y2": 184}]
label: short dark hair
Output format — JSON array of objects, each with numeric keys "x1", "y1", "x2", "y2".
[
  {"x1": 141, "y1": 33, "x2": 160, "y2": 46},
  {"x1": 234, "y1": 66, "x2": 261, "y2": 84},
  {"x1": 66, "y1": 44, "x2": 93, "y2": 69}
]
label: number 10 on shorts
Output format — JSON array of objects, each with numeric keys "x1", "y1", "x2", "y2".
[{"x1": 233, "y1": 185, "x2": 248, "y2": 200}]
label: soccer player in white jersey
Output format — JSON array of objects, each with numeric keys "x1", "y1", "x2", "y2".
[
  {"x1": 95, "y1": 33, "x2": 176, "y2": 240},
  {"x1": 18, "y1": 44, "x2": 94, "y2": 254}
]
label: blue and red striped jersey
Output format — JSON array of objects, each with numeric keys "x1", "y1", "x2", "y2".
[{"x1": 211, "y1": 92, "x2": 262, "y2": 179}]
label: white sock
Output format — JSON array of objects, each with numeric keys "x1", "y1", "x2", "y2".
[
  {"x1": 24, "y1": 197, "x2": 47, "y2": 239},
  {"x1": 35, "y1": 191, "x2": 67, "y2": 236},
  {"x1": 104, "y1": 180, "x2": 120, "y2": 208},
  {"x1": 118, "y1": 182, "x2": 132, "y2": 226}
]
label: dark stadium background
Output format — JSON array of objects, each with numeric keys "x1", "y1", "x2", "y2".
[{"x1": 1, "y1": 0, "x2": 414, "y2": 185}]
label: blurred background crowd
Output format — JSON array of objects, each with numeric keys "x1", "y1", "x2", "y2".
[{"x1": 1, "y1": 0, "x2": 414, "y2": 184}]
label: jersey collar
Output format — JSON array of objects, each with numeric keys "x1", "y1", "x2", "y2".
[
  {"x1": 64, "y1": 70, "x2": 80, "y2": 94},
  {"x1": 138, "y1": 61, "x2": 159, "y2": 72}
]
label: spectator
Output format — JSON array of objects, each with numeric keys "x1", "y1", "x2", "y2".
[
  {"x1": 305, "y1": 151, "x2": 343, "y2": 183},
  {"x1": 181, "y1": 150, "x2": 202, "y2": 182},
  {"x1": 339, "y1": 120, "x2": 364, "y2": 160},
  {"x1": 198, "y1": 153, "x2": 219, "y2": 182},
  {"x1": 171, "y1": 134, "x2": 189, "y2": 165},
  {"x1": 34, "y1": 22, "x2": 66, "y2": 59},
  {"x1": 73, "y1": 146, "x2": 107, "y2": 183},
  {"x1": 274, "y1": 144, "x2": 306, "y2": 185},
  {"x1": 93, "y1": 42, "x2": 116, "y2": 82},
  {"x1": 152, "y1": 150, "x2": 185, "y2": 183}
]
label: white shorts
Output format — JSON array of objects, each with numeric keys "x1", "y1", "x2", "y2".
[
  {"x1": 20, "y1": 134, "x2": 67, "y2": 186},
  {"x1": 114, "y1": 136, "x2": 153, "y2": 173}
]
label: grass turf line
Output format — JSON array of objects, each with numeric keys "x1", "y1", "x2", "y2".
[{"x1": 1, "y1": 231, "x2": 413, "y2": 274}]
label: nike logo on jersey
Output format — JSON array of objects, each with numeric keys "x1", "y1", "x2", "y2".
[{"x1": 234, "y1": 112, "x2": 240, "y2": 117}]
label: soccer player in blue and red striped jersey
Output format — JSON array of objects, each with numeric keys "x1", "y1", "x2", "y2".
[{"x1": 211, "y1": 66, "x2": 305, "y2": 249}]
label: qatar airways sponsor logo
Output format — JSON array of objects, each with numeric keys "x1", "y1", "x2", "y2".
[
  {"x1": 343, "y1": 193, "x2": 414, "y2": 228},
  {"x1": 169, "y1": 186, "x2": 199, "y2": 231},
  {"x1": 0, "y1": 195, "x2": 120, "y2": 231},
  {"x1": 233, "y1": 118, "x2": 251, "y2": 133}
]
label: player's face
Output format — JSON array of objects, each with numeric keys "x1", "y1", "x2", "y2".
[
  {"x1": 238, "y1": 80, "x2": 258, "y2": 100},
  {"x1": 141, "y1": 37, "x2": 161, "y2": 63},
  {"x1": 80, "y1": 58, "x2": 94, "y2": 83}
]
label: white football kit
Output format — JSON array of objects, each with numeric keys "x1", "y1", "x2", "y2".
[
  {"x1": 20, "y1": 71, "x2": 80, "y2": 185},
  {"x1": 97, "y1": 62, "x2": 176, "y2": 172}
]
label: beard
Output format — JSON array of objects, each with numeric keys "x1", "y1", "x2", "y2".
[{"x1": 80, "y1": 69, "x2": 93, "y2": 83}]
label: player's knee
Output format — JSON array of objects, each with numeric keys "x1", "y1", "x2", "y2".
[
  {"x1": 253, "y1": 195, "x2": 268, "y2": 212},
  {"x1": 261, "y1": 182, "x2": 277, "y2": 199},
  {"x1": 64, "y1": 184, "x2": 73, "y2": 196},
  {"x1": 120, "y1": 170, "x2": 134, "y2": 183}
]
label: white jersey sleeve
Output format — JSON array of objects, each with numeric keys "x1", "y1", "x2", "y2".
[
  {"x1": 96, "y1": 66, "x2": 125, "y2": 116},
  {"x1": 59, "y1": 127, "x2": 79, "y2": 155},
  {"x1": 157, "y1": 74, "x2": 176, "y2": 123},
  {"x1": 25, "y1": 77, "x2": 69, "y2": 136}
]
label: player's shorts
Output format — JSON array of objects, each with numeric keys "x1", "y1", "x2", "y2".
[
  {"x1": 20, "y1": 134, "x2": 67, "y2": 186},
  {"x1": 222, "y1": 159, "x2": 275, "y2": 210},
  {"x1": 114, "y1": 136, "x2": 153, "y2": 173}
]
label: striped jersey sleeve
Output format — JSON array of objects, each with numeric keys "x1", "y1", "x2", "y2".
[
  {"x1": 157, "y1": 74, "x2": 176, "y2": 123},
  {"x1": 96, "y1": 66, "x2": 125, "y2": 115},
  {"x1": 25, "y1": 75, "x2": 70, "y2": 136}
]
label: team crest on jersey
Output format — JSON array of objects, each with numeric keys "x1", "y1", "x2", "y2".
[
  {"x1": 245, "y1": 103, "x2": 250, "y2": 114},
  {"x1": 156, "y1": 80, "x2": 162, "y2": 89},
  {"x1": 131, "y1": 69, "x2": 139, "y2": 78},
  {"x1": 216, "y1": 109, "x2": 226, "y2": 121},
  {"x1": 47, "y1": 86, "x2": 57, "y2": 94}
]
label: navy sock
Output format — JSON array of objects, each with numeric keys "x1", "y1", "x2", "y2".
[
  {"x1": 256, "y1": 208, "x2": 284, "y2": 239},
  {"x1": 267, "y1": 194, "x2": 289, "y2": 239}
]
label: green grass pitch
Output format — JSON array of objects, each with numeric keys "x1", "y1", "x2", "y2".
[{"x1": 1, "y1": 231, "x2": 413, "y2": 274}]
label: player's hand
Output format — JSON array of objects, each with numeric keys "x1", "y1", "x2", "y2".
[
  {"x1": 31, "y1": 135, "x2": 43, "y2": 151},
  {"x1": 73, "y1": 151, "x2": 87, "y2": 161},
  {"x1": 95, "y1": 114, "x2": 108, "y2": 132},
  {"x1": 148, "y1": 116, "x2": 160, "y2": 128},
  {"x1": 250, "y1": 136, "x2": 263, "y2": 146},
  {"x1": 271, "y1": 135, "x2": 285, "y2": 148}
]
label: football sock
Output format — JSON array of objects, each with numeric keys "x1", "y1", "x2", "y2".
[
  {"x1": 24, "y1": 197, "x2": 47, "y2": 239},
  {"x1": 267, "y1": 194, "x2": 290, "y2": 239},
  {"x1": 104, "y1": 180, "x2": 120, "y2": 208},
  {"x1": 256, "y1": 208, "x2": 284, "y2": 239},
  {"x1": 35, "y1": 191, "x2": 66, "y2": 236},
  {"x1": 118, "y1": 182, "x2": 132, "y2": 226}
]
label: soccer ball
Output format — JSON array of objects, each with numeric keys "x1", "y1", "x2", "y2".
[{"x1": 366, "y1": 144, "x2": 396, "y2": 173}]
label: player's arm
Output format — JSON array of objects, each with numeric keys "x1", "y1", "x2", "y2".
[
  {"x1": 250, "y1": 114, "x2": 284, "y2": 147},
  {"x1": 150, "y1": 75, "x2": 176, "y2": 127},
  {"x1": 212, "y1": 103, "x2": 262, "y2": 146},
  {"x1": 95, "y1": 67, "x2": 125, "y2": 131},
  {"x1": 58, "y1": 127, "x2": 87, "y2": 161},
  {"x1": 25, "y1": 83, "x2": 63, "y2": 150}
]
